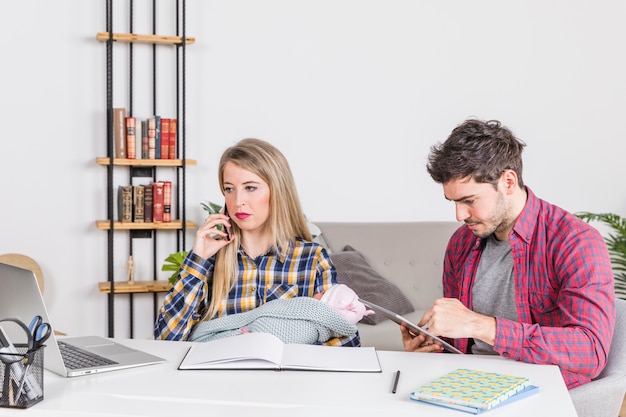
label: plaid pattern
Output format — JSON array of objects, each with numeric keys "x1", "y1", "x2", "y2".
[
  {"x1": 155, "y1": 239, "x2": 360, "y2": 347},
  {"x1": 444, "y1": 187, "x2": 615, "y2": 389}
]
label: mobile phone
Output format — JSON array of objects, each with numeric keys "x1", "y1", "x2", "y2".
[{"x1": 222, "y1": 202, "x2": 231, "y2": 240}]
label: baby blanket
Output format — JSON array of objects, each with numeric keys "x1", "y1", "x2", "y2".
[{"x1": 189, "y1": 297, "x2": 358, "y2": 344}]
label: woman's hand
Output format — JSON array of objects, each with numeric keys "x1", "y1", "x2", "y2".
[{"x1": 192, "y1": 213, "x2": 232, "y2": 259}]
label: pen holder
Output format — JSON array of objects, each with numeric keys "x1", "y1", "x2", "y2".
[
  {"x1": 0, "y1": 344, "x2": 44, "y2": 408},
  {"x1": 0, "y1": 318, "x2": 44, "y2": 409}
]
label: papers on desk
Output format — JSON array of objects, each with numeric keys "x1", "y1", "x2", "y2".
[
  {"x1": 410, "y1": 368, "x2": 538, "y2": 414},
  {"x1": 178, "y1": 332, "x2": 381, "y2": 372}
]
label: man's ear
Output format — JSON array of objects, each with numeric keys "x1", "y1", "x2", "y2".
[{"x1": 501, "y1": 169, "x2": 519, "y2": 194}]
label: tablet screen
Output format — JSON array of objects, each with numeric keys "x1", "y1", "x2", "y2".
[{"x1": 359, "y1": 298, "x2": 463, "y2": 354}]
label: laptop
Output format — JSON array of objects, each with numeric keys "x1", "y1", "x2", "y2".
[
  {"x1": 358, "y1": 298, "x2": 463, "y2": 354},
  {"x1": 0, "y1": 262, "x2": 166, "y2": 377}
]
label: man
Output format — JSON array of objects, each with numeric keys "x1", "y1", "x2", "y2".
[{"x1": 402, "y1": 119, "x2": 615, "y2": 389}]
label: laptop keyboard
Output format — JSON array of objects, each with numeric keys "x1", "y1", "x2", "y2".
[{"x1": 58, "y1": 340, "x2": 118, "y2": 369}]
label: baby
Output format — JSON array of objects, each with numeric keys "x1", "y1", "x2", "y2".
[{"x1": 313, "y1": 284, "x2": 374, "y2": 325}]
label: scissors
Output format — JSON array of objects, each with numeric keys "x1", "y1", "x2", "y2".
[
  {"x1": 14, "y1": 316, "x2": 50, "y2": 403},
  {"x1": 27, "y1": 315, "x2": 51, "y2": 352}
]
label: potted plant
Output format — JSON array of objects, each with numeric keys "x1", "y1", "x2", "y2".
[
  {"x1": 576, "y1": 212, "x2": 626, "y2": 300},
  {"x1": 162, "y1": 201, "x2": 222, "y2": 285}
]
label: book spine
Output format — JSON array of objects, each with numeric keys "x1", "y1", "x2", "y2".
[
  {"x1": 160, "y1": 118, "x2": 170, "y2": 160},
  {"x1": 163, "y1": 181, "x2": 172, "y2": 223},
  {"x1": 169, "y1": 118, "x2": 177, "y2": 159},
  {"x1": 147, "y1": 117, "x2": 156, "y2": 159},
  {"x1": 126, "y1": 116, "x2": 136, "y2": 159},
  {"x1": 133, "y1": 185, "x2": 145, "y2": 223},
  {"x1": 135, "y1": 118, "x2": 142, "y2": 159},
  {"x1": 113, "y1": 108, "x2": 127, "y2": 158},
  {"x1": 143, "y1": 183, "x2": 153, "y2": 223},
  {"x1": 154, "y1": 115, "x2": 161, "y2": 159},
  {"x1": 118, "y1": 185, "x2": 133, "y2": 223},
  {"x1": 141, "y1": 120, "x2": 149, "y2": 159},
  {"x1": 152, "y1": 181, "x2": 164, "y2": 222}
]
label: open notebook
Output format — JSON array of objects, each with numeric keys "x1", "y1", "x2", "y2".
[{"x1": 0, "y1": 262, "x2": 165, "y2": 377}]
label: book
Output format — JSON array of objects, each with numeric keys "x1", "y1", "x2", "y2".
[
  {"x1": 178, "y1": 332, "x2": 381, "y2": 372},
  {"x1": 125, "y1": 116, "x2": 136, "y2": 159},
  {"x1": 113, "y1": 108, "x2": 127, "y2": 159},
  {"x1": 133, "y1": 185, "x2": 145, "y2": 223},
  {"x1": 169, "y1": 118, "x2": 177, "y2": 159},
  {"x1": 141, "y1": 120, "x2": 149, "y2": 159},
  {"x1": 154, "y1": 115, "x2": 161, "y2": 159},
  {"x1": 117, "y1": 185, "x2": 133, "y2": 223},
  {"x1": 410, "y1": 369, "x2": 533, "y2": 413},
  {"x1": 135, "y1": 118, "x2": 142, "y2": 160},
  {"x1": 152, "y1": 181, "x2": 164, "y2": 222},
  {"x1": 143, "y1": 183, "x2": 153, "y2": 223},
  {"x1": 147, "y1": 117, "x2": 156, "y2": 159},
  {"x1": 411, "y1": 385, "x2": 539, "y2": 414},
  {"x1": 160, "y1": 118, "x2": 170, "y2": 159},
  {"x1": 162, "y1": 181, "x2": 172, "y2": 222}
]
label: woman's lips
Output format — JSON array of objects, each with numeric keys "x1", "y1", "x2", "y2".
[{"x1": 235, "y1": 212, "x2": 250, "y2": 220}]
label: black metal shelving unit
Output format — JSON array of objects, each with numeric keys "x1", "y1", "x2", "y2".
[{"x1": 97, "y1": 0, "x2": 195, "y2": 338}]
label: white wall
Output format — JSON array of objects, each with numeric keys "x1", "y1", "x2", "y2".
[{"x1": 1, "y1": 0, "x2": 625, "y2": 339}]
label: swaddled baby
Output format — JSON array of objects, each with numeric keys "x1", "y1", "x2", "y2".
[
  {"x1": 191, "y1": 283, "x2": 375, "y2": 344},
  {"x1": 313, "y1": 284, "x2": 374, "y2": 325}
]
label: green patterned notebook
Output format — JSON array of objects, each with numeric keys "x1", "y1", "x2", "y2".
[{"x1": 410, "y1": 368, "x2": 531, "y2": 411}]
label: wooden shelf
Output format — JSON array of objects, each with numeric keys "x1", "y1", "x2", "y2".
[
  {"x1": 96, "y1": 32, "x2": 195, "y2": 45},
  {"x1": 96, "y1": 157, "x2": 197, "y2": 167},
  {"x1": 96, "y1": 220, "x2": 196, "y2": 230},
  {"x1": 98, "y1": 280, "x2": 173, "y2": 294}
]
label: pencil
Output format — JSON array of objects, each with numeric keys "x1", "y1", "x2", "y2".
[{"x1": 392, "y1": 370, "x2": 401, "y2": 394}]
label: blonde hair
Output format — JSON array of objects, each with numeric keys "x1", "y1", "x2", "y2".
[{"x1": 202, "y1": 138, "x2": 312, "y2": 320}]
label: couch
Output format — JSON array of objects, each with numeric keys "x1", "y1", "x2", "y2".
[{"x1": 313, "y1": 221, "x2": 460, "y2": 351}]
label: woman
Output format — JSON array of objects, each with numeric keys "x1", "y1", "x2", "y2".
[{"x1": 154, "y1": 138, "x2": 359, "y2": 346}]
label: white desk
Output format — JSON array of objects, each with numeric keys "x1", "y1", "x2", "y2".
[{"x1": 0, "y1": 338, "x2": 577, "y2": 416}]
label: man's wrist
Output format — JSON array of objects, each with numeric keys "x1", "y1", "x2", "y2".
[{"x1": 474, "y1": 314, "x2": 497, "y2": 346}]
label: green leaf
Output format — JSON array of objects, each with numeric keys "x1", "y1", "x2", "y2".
[
  {"x1": 162, "y1": 250, "x2": 188, "y2": 285},
  {"x1": 201, "y1": 201, "x2": 226, "y2": 233},
  {"x1": 201, "y1": 201, "x2": 223, "y2": 214},
  {"x1": 575, "y1": 211, "x2": 626, "y2": 300}
]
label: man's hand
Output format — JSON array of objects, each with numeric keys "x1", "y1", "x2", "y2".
[
  {"x1": 419, "y1": 298, "x2": 496, "y2": 346},
  {"x1": 400, "y1": 323, "x2": 443, "y2": 352}
]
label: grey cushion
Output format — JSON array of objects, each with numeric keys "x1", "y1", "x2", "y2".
[
  {"x1": 330, "y1": 245, "x2": 414, "y2": 325},
  {"x1": 569, "y1": 298, "x2": 626, "y2": 417}
]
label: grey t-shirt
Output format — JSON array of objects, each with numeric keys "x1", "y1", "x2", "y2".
[{"x1": 471, "y1": 235, "x2": 518, "y2": 355}]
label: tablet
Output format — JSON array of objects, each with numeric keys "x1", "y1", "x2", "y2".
[{"x1": 358, "y1": 298, "x2": 463, "y2": 354}]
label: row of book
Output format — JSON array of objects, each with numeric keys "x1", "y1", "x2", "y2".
[
  {"x1": 118, "y1": 181, "x2": 172, "y2": 223},
  {"x1": 113, "y1": 108, "x2": 177, "y2": 160}
]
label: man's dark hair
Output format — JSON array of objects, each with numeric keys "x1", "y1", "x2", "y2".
[{"x1": 426, "y1": 119, "x2": 526, "y2": 187}]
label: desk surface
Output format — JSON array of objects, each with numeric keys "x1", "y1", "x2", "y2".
[{"x1": 0, "y1": 338, "x2": 577, "y2": 417}]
